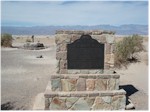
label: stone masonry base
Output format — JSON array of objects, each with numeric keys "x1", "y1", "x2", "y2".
[
  {"x1": 44, "y1": 74, "x2": 126, "y2": 110},
  {"x1": 44, "y1": 90, "x2": 126, "y2": 110},
  {"x1": 51, "y1": 74, "x2": 120, "y2": 91}
]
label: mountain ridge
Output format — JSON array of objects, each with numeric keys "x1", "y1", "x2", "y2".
[{"x1": 1, "y1": 24, "x2": 148, "y2": 35}]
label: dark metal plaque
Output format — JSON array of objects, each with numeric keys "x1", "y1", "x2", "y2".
[{"x1": 67, "y1": 35, "x2": 104, "y2": 69}]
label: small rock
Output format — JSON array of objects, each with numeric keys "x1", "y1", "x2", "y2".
[
  {"x1": 113, "y1": 71, "x2": 116, "y2": 74},
  {"x1": 126, "y1": 103, "x2": 135, "y2": 110},
  {"x1": 36, "y1": 55, "x2": 43, "y2": 58},
  {"x1": 126, "y1": 99, "x2": 135, "y2": 110}
]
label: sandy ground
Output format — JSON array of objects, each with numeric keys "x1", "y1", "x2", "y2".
[
  {"x1": 1, "y1": 47, "x2": 57, "y2": 110},
  {"x1": 116, "y1": 38, "x2": 148, "y2": 110},
  {"x1": 1, "y1": 36, "x2": 148, "y2": 110},
  {"x1": 1, "y1": 36, "x2": 56, "y2": 110},
  {"x1": 12, "y1": 35, "x2": 55, "y2": 48}
]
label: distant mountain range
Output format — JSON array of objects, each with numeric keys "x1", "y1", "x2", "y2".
[{"x1": 1, "y1": 24, "x2": 148, "y2": 35}]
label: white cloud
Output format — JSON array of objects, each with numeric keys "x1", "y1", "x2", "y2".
[{"x1": 1, "y1": 1, "x2": 148, "y2": 26}]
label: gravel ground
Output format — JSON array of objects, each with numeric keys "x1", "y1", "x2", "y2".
[{"x1": 1, "y1": 46, "x2": 56, "y2": 110}]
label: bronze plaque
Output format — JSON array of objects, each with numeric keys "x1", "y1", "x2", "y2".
[{"x1": 67, "y1": 35, "x2": 104, "y2": 69}]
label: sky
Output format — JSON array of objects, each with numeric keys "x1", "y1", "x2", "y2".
[{"x1": 1, "y1": 0, "x2": 148, "y2": 26}]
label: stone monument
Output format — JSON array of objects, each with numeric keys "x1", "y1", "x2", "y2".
[{"x1": 44, "y1": 30, "x2": 126, "y2": 110}]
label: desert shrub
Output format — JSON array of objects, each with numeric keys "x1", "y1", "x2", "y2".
[
  {"x1": 26, "y1": 38, "x2": 31, "y2": 42},
  {"x1": 114, "y1": 34, "x2": 144, "y2": 68},
  {"x1": 1, "y1": 33, "x2": 13, "y2": 47}
]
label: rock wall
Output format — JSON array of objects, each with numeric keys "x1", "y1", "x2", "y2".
[
  {"x1": 51, "y1": 74, "x2": 119, "y2": 91},
  {"x1": 45, "y1": 90, "x2": 126, "y2": 110}
]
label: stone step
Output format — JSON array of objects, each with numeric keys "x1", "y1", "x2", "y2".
[
  {"x1": 44, "y1": 89, "x2": 126, "y2": 110},
  {"x1": 44, "y1": 89, "x2": 126, "y2": 98},
  {"x1": 44, "y1": 88, "x2": 126, "y2": 98},
  {"x1": 51, "y1": 74, "x2": 120, "y2": 79},
  {"x1": 50, "y1": 74, "x2": 120, "y2": 91}
]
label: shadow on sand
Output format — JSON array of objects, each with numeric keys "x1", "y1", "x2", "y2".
[
  {"x1": 119, "y1": 84, "x2": 138, "y2": 109},
  {"x1": 1, "y1": 102, "x2": 25, "y2": 110}
]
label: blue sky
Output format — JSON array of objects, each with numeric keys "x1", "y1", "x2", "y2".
[{"x1": 1, "y1": 1, "x2": 148, "y2": 26}]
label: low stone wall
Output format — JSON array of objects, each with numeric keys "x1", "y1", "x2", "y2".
[
  {"x1": 51, "y1": 74, "x2": 119, "y2": 91},
  {"x1": 55, "y1": 30, "x2": 115, "y2": 74},
  {"x1": 44, "y1": 90, "x2": 126, "y2": 110}
]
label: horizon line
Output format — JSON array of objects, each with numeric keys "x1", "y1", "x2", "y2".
[{"x1": 1, "y1": 24, "x2": 148, "y2": 27}]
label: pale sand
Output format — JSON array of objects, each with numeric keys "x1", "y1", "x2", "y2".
[
  {"x1": 1, "y1": 36, "x2": 56, "y2": 110},
  {"x1": 1, "y1": 36, "x2": 148, "y2": 110},
  {"x1": 115, "y1": 39, "x2": 148, "y2": 110},
  {"x1": 116, "y1": 50, "x2": 148, "y2": 93}
]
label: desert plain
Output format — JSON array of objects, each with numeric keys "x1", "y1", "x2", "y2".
[{"x1": 1, "y1": 35, "x2": 148, "y2": 110}]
